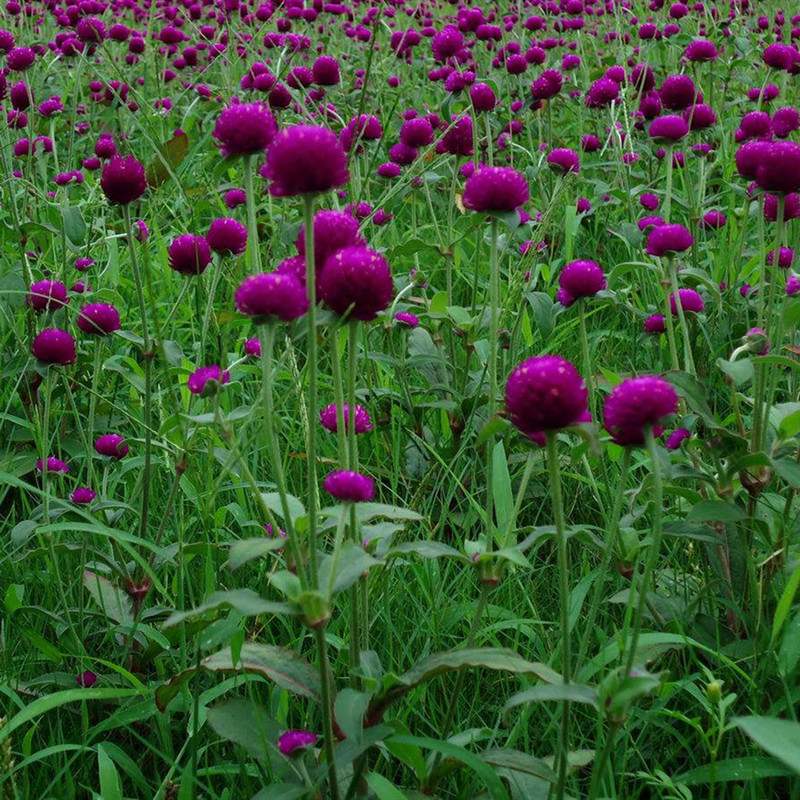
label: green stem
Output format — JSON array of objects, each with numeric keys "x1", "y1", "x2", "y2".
[
  {"x1": 330, "y1": 328, "x2": 348, "y2": 468},
  {"x1": 486, "y1": 218, "x2": 500, "y2": 547},
  {"x1": 244, "y1": 155, "x2": 261, "y2": 273},
  {"x1": 662, "y1": 268, "x2": 681, "y2": 373},
  {"x1": 764, "y1": 194, "x2": 787, "y2": 421},
  {"x1": 314, "y1": 626, "x2": 341, "y2": 800},
  {"x1": 667, "y1": 255, "x2": 696, "y2": 375},
  {"x1": 663, "y1": 144, "x2": 674, "y2": 223},
  {"x1": 546, "y1": 431, "x2": 571, "y2": 800},
  {"x1": 578, "y1": 300, "x2": 594, "y2": 417}
]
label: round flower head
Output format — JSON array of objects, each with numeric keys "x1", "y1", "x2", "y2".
[
  {"x1": 585, "y1": 76, "x2": 619, "y2": 108},
  {"x1": 28, "y1": 280, "x2": 68, "y2": 313},
  {"x1": 278, "y1": 730, "x2": 318, "y2": 757},
  {"x1": 394, "y1": 311, "x2": 419, "y2": 328},
  {"x1": 100, "y1": 155, "x2": 146, "y2": 205},
  {"x1": 701, "y1": 210, "x2": 726, "y2": 229},
  {"x1": 470, "y1": 82, "x2": 496, "y2": 112},
  {"x1": 648, "y1": 115, "x2": 689, "y2": 142},
  {"x1": 462, "y1": 166, "x2": 529, "y2": 212},
  {"x1": 786, "y1": 274, "x2": 800, "y2": 297},
  {"x1": 323, "y1": 470, "x2": 375, "y2": 502},
  {"x1": 547, "y1": 148, "x2": 580, "y2": 175},
  {"x1": 437, "y1": 115, "x2": 473, "y2": 157},
  {"x1": 263, "y1": 125, "x2": 349, "y2": 197},
  {"x1": 643, "y1": 314, "x2": 666, "y2": 334},
  {"x1": 235, "y1": 272, "x2": 308, "y2": 322},
  {"x1": 559, "y1": 259, "x2": 606, "y2": 300},
  {"x1": 168, "y1": 234, "x2": 212, "y2": 276},
  {"x1": 744, "y1": 326, "x2": 769, "y2": 355},
  {"x1": 764, "y1": 193, "x2": 800, "y2": 222},
  {"x1": 665, "y1": 427, "x2": 691, "y2": 449},
  {"x1": 505, "y1": 355, "x2": 588, "y2": 434},
  {"x1": 684, "y1": 103, "x2": 717, "y2": 131},
  {"x1": 640, "y1": 193, "x2": 660, "y2": 211},
  {"x1": 772, "y1": 107, "x2": 800, "y2": 139},
  {"x1": 320, "y1": 403, "x2": 373, "y2": 434},
  {"x1": 735, "y1": 140, "x2": 771, "y2": 181},
  {"x1": 754, "y1": 141, "x2": 800, "y2": 194},
  {"x1": 684, "y1": 39, "x2": 718, "y2": 62},
  {"x1": 206, "y1": 218, "x2": 247, "y2": 256},
  {"x1": 94, "y1": 433, "x2": 129, "y2": 459},
  {"x1": 76, "y1": 670, "x2": 97, "y2": 688},
  {"x1": 296, "y1": 209, "x2": 365, "y2": 270},
  {"x1": 71, "y1": 486, "x2": 96, "y2": 504},
  {"x1": 318, "y1": 247, "x2": 393, "y2": 322},
  {"x1": 603, "y1": 375, "x2": 679, "y2": 445},
  {"x1": 669, "y1": 288, "x2": 704, "y2": 314},
  {"x1": 212, "y1": 102, "x2": 276, "y2": 157},
  {"x1": 224, "y1": 188, "x2": 246, "y2": 208},
  {"x1": 646, "y1": 223, "x2": 693, "y2": 256},
  {"x1": 7, "y1": 47, "x2": 35, "y2": 71},
  {"x1": 32, "y1": 327, "x2": 76, "y2": 365},
  {"x1": 36, "y1": 456, "x2": 70, "y2": 474},
  {"x1": 660, "y1": 74, "x2": 698, "y2": 110},
  {"x1": 77, "y1": 303, "x2": 121, "y2": 335},
  {"x1": 768, "y1": 247, "x2": 794, "y2": 269},
  {"x1": 187, "y1": 365, "x2": 230, "y2": 396}
]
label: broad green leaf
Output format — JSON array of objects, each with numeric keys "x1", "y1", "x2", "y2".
[
  {"x1": 227, "y1": 538, "x2": 286, "y2": 570},
  {"x1": 492, "y1": 441, "x2": 513, "y2": 541},
  {"x1": 164, "y1": 589, "x2": 293, "y2": 628},
  {"x1": 779, "y1": 610, "x2": 800, "y2": 676},
  {"x1": 687, "y1": 500, "x2": 746, "y2": 524},
  {"x1": 387, "y1": 541, "x2": 467, "y2": 562},
  {"x1": 677, "y1": 756, "x2": 793, "y2": 785},
  {"x1": 206, "y1": 698, "x2": 280, "y2": 761},
  {"x1": 334, "y1": 689, "x2": 370, "y2": 744},
  {"x1": 771, "y1": 565, "x2": 800, "y2": 644},
  {"x1": 733, "y1": 716, "x2": 800, "y2": 774},
  {"x1": 504, "y1": 683, "x2": 598, "y2": 712},
  {"x1": 261, "y1": 492, "x2": 306, "y2": 524},
  {"x1": 61, "y1": 205, "x2": 86, "y2": 245},
  {"x1": 717, "y1": 357, "x2": 753, "y2": 387},
  {"x1": 366, "y1": 773, "x2": 409, "y2": 800},
  {"x1": 145, "y1": 130, "x2": 189, "y2": 188},
  {"x1": 83, "y1": 571, "x2": 133, "y2": 626},
  {"x1": 480, "y1": 748, "x2": 557, "y2": 783},
  {"x1": 97, "y1": 744, "x2": 123, "y2": 800}
]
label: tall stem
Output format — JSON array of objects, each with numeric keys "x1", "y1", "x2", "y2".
[
  {"x1": 313, "y1": 626, "x2": 341, "y2": 800},
  {"x1": 764, "y1": 195, "x2": 787, "y2": 423},
  {"x1": 244, "y1": 155, "x2": 261, "y2": 273},
  {"x1": 663, "y1": 144, "x2": 674, "y2": 223},
  {"x1": 578, "y1": 300, "x2": 594, "y2": 416},
  {"x1": 546, "y1": 431, "x2": 571, "y2": 800},
  {"x1": 330, "y1": 329, "x2": 348, "y2": 468},
  {"x1": 667, "y1": 255, "x2": 696, "y2": 375},
  {"x1": 662, "y1": 268, "x2": 681, "y2": 373},
  {"x1": 486, "y1": 218, "x2": 500, "y2": 546}
]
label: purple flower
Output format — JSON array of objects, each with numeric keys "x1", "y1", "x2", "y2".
[
  {"x1": 400, "y1": 118, "x2": 434, "y2": 148},
  {"x1": 76, "y1": 670, "x2": 98, "y2": 688},
  {"x1": 71, "y1": 486, "x2": 97, "y2": 504},
  {"x1": 134, "y1": 220, "x2": 149, "y2": 242},
  {"x1": 585, "y1": 77, "x2": 619, "y2": 108},
  {"x1": 463, "y1": 166, "x2": 529, "y2": 213},
  {"x1": 36, "y1": 456, "x2": 70, "y2": 474},
  {"x1": 754, "y1": 141, "x2": 800, "y2": 194},
  {"x1": 28, "y1": 280, "x2": 68, "y2": 313},
  {"x1": 684, "y1": 39, "x2": 718, "y2": 62},
  {"x1": 32, "y1": 328, "x2": 76, "y2": 365},
  {"x1": 213, "y1": 102, "x2": 276, "y2": 157},
  {"x1": 319, "y1": 247, "x2": 393, "y2": 322},
  {"x1": 312, "y1": 55, "x2": 340, "y2": 86},
  {"x1": 187, "y1": 365, "x2": 230, "y2": 396},
  {"x1": 745, "y1": 326, "x2": 769, "y2": 355},
  {"x1": 646, "y1": 224, "x2": 693, "y2": 256},
  {"x1": 207, "y1": 217, "x2": 247, "y2": 256},
  {"x1": 505, "y1": 355, "x2": 588, "y2": 434},
  {"x1": 319, "y1": 403, "x2": 373, "y2": 434},
  {"x1": 263, "y1": 125, "x2": 349, "y2": 197},
  {"x1": 470, "y1": 82, "x2": 496, "y2": 112},
  {"x1": 278, "y1": 729, "x2": 317, "y2": 756},
  {"x1": 772, "y1": 107, "x2": 800, "y2": 139},
  {"x1": 75, "y1": 257, "x2": 95, "y2": 272},
  {"x1": 437, "y1": 115, "x2": 473, "y2": 157},
  {"x1": 665, "y1": 427, "x2": 691, "y2": 450},
  {"x1": 669, "y1": 288, "x2": 705, "y2": 314},
  {"x1": 644, "y1": 314, "x2": 666, "y2": 334},
  {"x1": 640, "y1": 193, "x2": 660, "y2": 211},
  {"x1": 100, "y1": 155, "x2": 146, "y2": 205},
  {"x1": 547, "y1": 148, "x2": 580, "y2": 174},
  {"x1": 394, "y1": 311, "x2": 419, "y2": 328},
  {"x1": 235, "y1": 272, "x2": 308, "y2": 321},
  {"x1": 684, "y1": 103, "x2": 717, "y2": 131},
  {"x1": 296, "y1": 209, "x2": 365, "y2": 270},
  {"x1": 168, "y1": 234, "x2": 212, "y2": 276},
  {"x1": 786, "y1": 274, "x2": 800, "y2": 297},
  {"x1": 224, "y1": 188, "x2": 246, "y2": 208},
  {"x1": 244, "y1": 337, "x2": 262, "y2": 357},
  {"x1": 77, "y1": 303, "x2": 121, "y2": 335},
  {"x1": 559, "y1": 259, "x2": 606, "y2": 300},
  {"x1": 648, "y1": 115, "x2": 689, "y2": 142},
  {"x1": 660, "y1": 74, "x2": 698, "y2": 110},
  {"x1": 768, "y1": 247, "x2": 795, "y2": 269},
  {"x1": 323, "y1": 470, "x2": 375, "y2": 502},
  {"x1": 6, "y1": 46, "x2": 35, "y2": 71},
  {"x1": 94, "y1": 433, "x2": 129, "y2": 459},
  {"x1": 701, "y1": 210, "x2": 726, "y2": 229},
  {"x1": 603, "y1": 375, "x2": 678, "y2": 445}
]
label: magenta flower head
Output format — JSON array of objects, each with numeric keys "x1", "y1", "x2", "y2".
[
  {"x1": 547, "y1": 148, "x2": 580, "y2": 175},
  {"x1": 71, "y1": 486, "x2": 97, "y2": 504},
  {"x1": 323, "y1": 469, "x2": 375, "y2": 503},
  {"x1": 100, "y1": 155, "x2": 146, "y2": 205},
  {"x1": 28, "y1": 280, "x2": 68, "y2": 313},
  {"x1": 505, "y1": 355, "x2": 588, "y2": 434},
  {"x1": 94, "y1": 433, "x2": 129, "y2": 459},
  {"x1": 235, "y1": 272, "x2": 308, "y2": 322},
  {"x1": 470, "y1": 82, "x2": 496, "y2": 112},
  {"x1": 585, "y1": 76, "x2": 620, "y2": 108},
  {"x1": 32, "y1": 328, "x2": 76, "y2": 365},
  {"x1": 394, "y1": 311, "x2": 419, "y2": 328},
  {"x1": 559, "y1": 259, "x2": 606, "y2": 300},
  {"x1": 6, "y1": 46, "x2": 35, "y2": 71},
  {"x1": 463, "y1": 166, "x2": 529, "y2": 212},
  {"x1": 263, "y1": 125, "x2": 349, "y2": 197},
  {"x1": 670, "y1": 288, "x2": 705, "y2": 314},
  {"x1": 754, "y1": 141, "x2": 800, "y2": 194},
  {"x1": 77, "y1": 303, "x2": 121, "y2": 335},
  {"x1": 206, "y1": 217, "x2": 247, "y2": 256},
  {"x1": 648, "y1": 115, "x2": 689, "y2": 142},
  {"x1": 644, "y1": 314, "x2": 666, "y2": 334},
  {"x1": 320, "y1": 403, "x2": 373, "y2": 434},
  {"x1": 76, "y1": 670, "x2": 98, "y2": 688},
  {"x1": 701, "y1": 210, "x2": 726, "y2": 229},
  {"x1": 772, "y1": 107, "x2": 800, "y2": 139},
  {"x1": 319, "y1": 247, "x2": 393, "y2": 322},
  {"x1": 437, "y1": 115, "x2": 473, "y2": 157},
  {"x1": 787, "y1": 274, "x2": 800, "y2": 297},
  {"x1": 187, "y1": 365, "x2": 230, "y2": 396},
  {"x1": 212, "y1": 102, "x2": 276, "y2": 157},
  {"x1": 224, "y1": 188, "x2": 246, "y2": 208},
  {"x1": 36, "y1": 456, "x2": 70, "y2": 474},
  {"x1": 665, "y1": 427, "x2": 691, "y2": 450},
  {"x1": 684, "y1": 39, "x2": 718, "y2": 62},
  {"x1": 659, "y1": 74, "x2": 698, "y2": 110},
  {"x1": 603, "y1": 375, "x2": 679, "y2": 445},
  {"x1": 768, "y1": 247, "x2": 794, "y2": 269},
  {"x1": 244, "y1": 337, "x2": 261, "y2": 357},
  {"x1": 168, "y1": 234, "x2": 212, "y2": 276},
  {"x1": 640, "y1": 193, "x2": 660, "y2": 211},
  {"x1": 278, "y1": 730, "x2": 317, "y2": 757},
  {"x1": 296, "y1": 209, "x2": 365, "y2": 270},
  {"x1": 646, "y1": 223, "x2": 693, "y2": 256}
]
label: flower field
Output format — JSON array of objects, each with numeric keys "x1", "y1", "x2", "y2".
[{"x1": 2, "y1": 0, "x2": 800, "y2": 797}]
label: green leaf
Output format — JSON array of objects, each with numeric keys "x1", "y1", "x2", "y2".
[
  {"x1": 779, "y1": 610, "x2": 800, "y2": 676},
  {"x1": 146, "y1": 130, "x2": 189, "y2": 188},
  {"x1": 526, "y1": 292, "x2": 555, "y2": 338},
  {"x1": 480, "y1": 748, "x2": 557, "y2": 783},
  {"x1": 97, "y1": 744, "x2": 123, "y2": 800},
  {"x1": 227, "y1": 538, "x2": 286, "y2": 570},
  {"x1": 504, "y1": 683, "x2": 598, "y2": 712},
  {"x1": 733, "y1": 716, "x2": 800, "y2": 774},
  {"x1": 156, "y1": 643, "x2": 320, "y2": 711},
  {"x1": 492, "y1": 441, "x2": 513, "y2": 541},
  {"x1": 206, "y1": 698, "x2": 279, "y2": 761},
  {"x1": 261, "y1": 492, "x2": 306, "y2": 524},
  {"x1": 774, "y1": 458, "x2": 800, "y2": 487},
  {"x1": 667, "y1": 371, "x2": 715, "y2": 423},
  {"x1": 717, "y1": 357, "x2": 753, "y2": 387},
  {"x1": 366, "y1": 773, "x2": 410, "y2": 800},
  {"x1": 387, "y1": 541, "x2": 467, "y2": 562},
  {"x1": 334, "y1": 688, "x2": 370, "y2": 744},
  {"x1": 61, "y1": 206, "x2": 86, "y2": 245},
  {"x1": 687, "y1": 500, "x2": 746, "y2": 524},
  {"x1": 677, "y1": 756, "x2": 793, "y2": 785},
  {"x1": 83, "y1": 570, "x2": 133, "y2": 626},
  {"x1": 771, "y1": 565, "x2": 800, "y2": 645},
  {"x1": 318, "y1": 543, "x2": 381, "y2": 595},
  {"x1": 164, "y1": 589, "x2": 293, "y2": 628},
  {"x1": 778, "y1": 408, "x2": 800, "y2": 439}
]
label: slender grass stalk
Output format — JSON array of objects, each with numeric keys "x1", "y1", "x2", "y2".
[
  {"x1": 485, "y1": 218, "x2": 500, "y2": 547},
  {"x1": 764, "y1": 194, "x2": 786, "y2": 422},
  {"x1": 666, "y1": 254, "x2": 696, "y2": 375},
  {"x1": 578, "y1": 300, "x2": 594, "y2": 415},
  {"x1": 244, "y1": 155, "x2": 261, "y2": 273},
  {"x1": 314, "y1": 625, "x2": 341, "y2": 800}
]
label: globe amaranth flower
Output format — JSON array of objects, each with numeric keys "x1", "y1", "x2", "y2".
[
  {"x1": 585, "y1": 76, "x2": 619, "y2": 108},
  {"x1": 646, "y1": 223, "x2": 693, "y2": 256},
  {"x1": 28, "y1": 280, "x2": 68, "y2": 312},
  {"x1": 278, "y1": 730, "x2": 318, "y2": 757},
  {"x1": 318, "y1": 247, "x2": 393, "y2": 322},
  {"x1": 665, "y1": 427, "x2": 691, "y2": 450},
  {"x1": 701, "y1": 210, "x2": 726, "y2": 229},
  {"x1": 36, "y1": 456, "x2": 70, "y2": 474},
  {"x1": 772, "y1": 107, "x2": 800, "y2": 139},
  {"x1": 744, "y1": 326, "x2": 769, "y2": 355},
  {"x1": 75, "y1": 257, "x2": 94, "y2": 272},
  {"x1": 754, "y1": 141, "x2": 800, "y2": 194},
  {"x1": 659, "y1": 74, "x2": 698, "y2": 110},
  {"x1": 312, "y1": 55, "x2": 340, "y2": 85},
  {"x1": 244, "y1": 337, "x2": 261, "y2": 357},
  {"x1": 77, "y1": 303, "x2": 121, "y2": 335},
  {"x1": 187, "y1": 365, "x2": 230, "y2": 396},
  {"x1": 640, "y1": 192, "x2": 660, "y2": 211},
  {"x1": 100, "y1": 155, "x2": 146, "y2": 204},
  {"x1": 206, "y1": 217, "x2": 247, "y2": 256},
  {"x1": 462, "y1": 166, "x2": 529, "y2": 212},
  {"x1": 603, "y1": 375, "x2": 679, "y2": 445},
  {"x1": 470, "y1": 82, "x2": 496, "y2": 112},
  {"x1": 436, "y1": 115, "x2": 473, "y2": 157},
  {"x1": 95, "y1": 433, "x2": 129, "y2": 459},
  {"x1": 71, "y1": 486, "x2": 97, "y2": 504},
  {"x1": 768, "y1": 247, "x2": 795, "y2": 269},
  {"x1": 764, "y1": 193, "x2": 800, "y2": 222},
  {"x1": 648, "y1": 114, "x2": 689, "y2": 142},
  {"x1": 76, "y1": 670, "x2": 98, "y2": 688},
  {"x1": 319, "y1": 403, "x2": 373, "y2": 434},
  {"x1": 224, "y1": 188, "x2": 246, "y2": 208},
  {"x1": 400, "y1": 117, "x2": 434, "y2": 148},
  {"x1": 559, "y1": 259, "x2": 606, "y2": 300},
  {"x1": 547, "y1": 147, "x2": 580, "y2": 174},
  {"x1": 505, "y1": 355, "x2": 588, "y2": 434},
  {"x1": 684, "y1": 39, "x2": 718, "y2": 62},
  {"x1": 296, "y1": 209, "x2": 365, "y2": 270},
  {"x1": 263, "y1": 125, "x2": 349, "y2": 197},
  {"x1": 787, "y1": 274, "x2": 800, "y2": 297},
  {"x1": 394, "y1": 311, "x2": 419, "y2": 328},
  {"x1": 212, "y1": 102, "x2": 276, "y2": 157},
  {"x1": 168, "y1": 234, "x2": 212, "y2": 275},
  {"x1": 235, "y1": 272, "x2": 308, "y2": 321},
  {"x1": 6, "y1": 46, "x2": 35, "y2": 71},
  {"x1": 669, "y1": 288, "x2": 704, "y2": 314},
  {"x1": 323, "y1": 470, "x2": 375, "y2": 502},
  {"x1": 643, "y1": 314, "x2": 666, "y2": 334},
  {"x1": 32, "y1": 328, "x2": 76, "y2": 365},
  {"x1": 684, "y1": 103, "x2": 717, "y2": 131}
]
